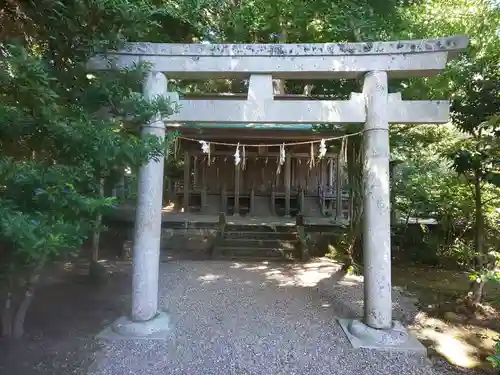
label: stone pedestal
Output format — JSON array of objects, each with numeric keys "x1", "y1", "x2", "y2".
[
  {"x1": 338, "y1": 319, "x2": 425, "y2": 353},
  {"x1": 97, "y1": 312, "x2": 172, "y2": 340}
]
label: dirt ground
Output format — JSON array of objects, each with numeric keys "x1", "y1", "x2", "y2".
[
  {"x1": 393, "y1": 267, "x2": 500, "y2": 371},
  {"x1": 1, "y1": 260, "x2": 499, "y2": 375},
  {"x1": 0, "y1": 261, "x2": 131, "y2": 375}
]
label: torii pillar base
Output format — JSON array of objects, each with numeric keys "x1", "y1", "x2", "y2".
[
  {"x1": 338, "y1": 319, "x2": 426, "y2": 353},
  {"x1": 97, "y1": 312, "x2": 173, "y2": 341}
]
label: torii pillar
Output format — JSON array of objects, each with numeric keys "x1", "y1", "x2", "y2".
[
  {"x1": 97, "y1": 71, "x2": 173, "y2": 339},
  {"x1": 89, "y1": 35, "x2": 468, "y2": 348}
]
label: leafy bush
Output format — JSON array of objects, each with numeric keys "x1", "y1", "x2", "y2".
[
  {"x1": 0, "y1": 0, "x2": 175, "y2": 339},
  {"x1": 487, "y1": 340, "x2": 500, "y2": 369}
]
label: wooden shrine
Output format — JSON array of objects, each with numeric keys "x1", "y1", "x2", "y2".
[{"x1": 165, "y1": 131, "x2": 350, "y2": 220}]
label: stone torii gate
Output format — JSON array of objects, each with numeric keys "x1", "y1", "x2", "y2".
[{"x1": 89, "y1": 35, "x2": 468, "y2": 350}]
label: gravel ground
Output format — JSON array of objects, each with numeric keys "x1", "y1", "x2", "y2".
[{"x1": 88, "y1": 259, "x2": 450, "y2": 375}]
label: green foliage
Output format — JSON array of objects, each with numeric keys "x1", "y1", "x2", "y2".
[
  {"x1": 389, "y1": 0, "x2": 499, "y2": 274},
  {"x1": 487, "y1": 340, "x2": 500, "y2": 368},
  {"x1": 0, "y1": 0, "x2": 178, "y2": 337}
]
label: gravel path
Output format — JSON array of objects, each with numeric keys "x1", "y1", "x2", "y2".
[{"x1": 88, "y1": 259, "x2": 444, "y2": 375}]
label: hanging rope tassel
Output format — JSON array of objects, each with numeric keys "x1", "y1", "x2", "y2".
[
  {"x1": 318, "y1": 138, "x2": 327, "y2": 159},
  {"x1": 175, "y1": 132, "x2": 361, "y2": 150},
  {"x1": 339, "y1": 137, "x2": 345, "y2": 168},
  {"x1": 242, "y1": 146, "x2": 246, "y2": 170},
  {"x1": 208, "y1": 142, "x2": 211, "y2": 166},
  {"x1": 234, "y1": 142, "x2": 241, "y2": 165},
  {"x1": 199, "y1": 140, "x2": 211, "y2": 165},
  {"x1": 343, "y1": 137, "x2": 348, "y2": 166},
  {"x1": 277, "y1": 143, "x2": 286, "y2": 174},
  {"x1": 338, "y1": 137, "x2": 346, "y2": 197},
  {"x1": 309, "y1": 142, "x2": 315, "y2": 169}
]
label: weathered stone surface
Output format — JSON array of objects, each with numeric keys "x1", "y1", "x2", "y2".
[
  {"x1": 115, "y1": 35, "x2": 469, "y2": 56},
  {"x1": 131, "y1": 71, "x2": 168, "y2": 322},
  {"x1": 163, "y1": 90, "x2": 449, "y2": 124},
  {"x1": 348, "y1": 319, "x2": 408, "y2": 345},
  {"x1": 97, "y1": 312, "x2": 172, "y2": 340},
  {"x1": 362, "y1": 71, "x2": 392, "y2": 329},
  {"x1": 160, "y1": 228, "x2": 216, "y2": 261},
  {"x1": 161, "y1": 228, "x2": 216, "y2": 251},
  {"x1": 88, "y1": 36, "x2": 469, "y2": 79},
  {"x1": 338, "y1": 318, "x2": 426, "y2": 353},
  {"x1": 166, "y1": 95, "x2": 365, "y2": 124}
]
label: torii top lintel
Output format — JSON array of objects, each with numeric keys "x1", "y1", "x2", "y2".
[{"x1": 88, "y1": 35, "x2": 469, "y2": 79}]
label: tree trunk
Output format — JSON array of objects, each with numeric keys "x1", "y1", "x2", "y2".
[
  {"x1": 2, "y1": 262, "x2": 45, "y2": 339},
  {"x1": 89, "y1": 177, "x2": 105, "y2": 280},
  {"x1": 468, "y1": 173, "x2": 485, "y2": 306},
  {"x1": 12, "y1": 283, "x2": 37, "y2": 339},
  {"x1": 469, "y1": 280, "x2": 485, "y2": 307},
  {"x1": 91, "y1": 215, "x2": 101, "y2": 265},
  {"x1": 1, "y1": 292, "x2": 13, "y2": 338},
  {"x1": 345, "y1": 136, "x2": 363, "y2": 271}
]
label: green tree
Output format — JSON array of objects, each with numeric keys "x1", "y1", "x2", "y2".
[
  {"x1": 397, "y1": 0, "x2": 500, "y2": 304},
  {"x1": 449, "y1": 74, "x2": 500, "y2": 306},
  {"x1": 0, "y1": 0, "x2": 176, "y2": 339}
]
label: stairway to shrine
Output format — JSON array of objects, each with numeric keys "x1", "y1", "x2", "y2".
[
  {"x1": 213, "y1": 224, "x2": 298, "y2": 261},
  {"x1": 252, "y1": 196, "x2": 272, "y2": 216},
  {"x1": 301, "y1": 196, "x2": 323, "y2": 217}
]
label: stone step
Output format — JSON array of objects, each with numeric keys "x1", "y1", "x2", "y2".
[
  {"x1": 212, "y1": 254, "x2": 295, "y2": 262},
  {"x1": 220, "y1": 238, "x2": 296, "y2": 249},
  {"x1": 224, "y1": 224, "x2": 296, "y2": 233},
  {"x1": 223, "y1": 231, "x2": 297, "y2": 240},
  {"x1": 215, "y1": 246, "x2": 295, "y2": 260},
  {"x1": 213, "y1": 255, "x2": 295, "y2": 262}
]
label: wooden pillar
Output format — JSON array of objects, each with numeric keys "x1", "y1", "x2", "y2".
[
  {"x1": 319, "y1": 159, "x2": 326, "y2": 216},
  {"x1": 299, "y1": 188, "x2": 305, "y2": 215},
  {"x1": 327, "y1": 157, "x2": 334, "y2": 212},
  {"x1": 193, "y1": 156, "x2": 198, "y2": 189},
  {"x1": 305, "y1": 158, "x2": 310, "y2": 193},
  {"x1": 183, "y1": 151, "x2": 190, "y2": 213},
  {"x1": 260, "y1": 165, "x2": 265, "y2": 192},
  {"x1": 201, "y1": 158, "x2": 207, "y2": 213},
  {"x1": 336, "y1": 154, "x2": 344, "y2": 220},
  {"x1": 329, "y1": 157, "x2": 334, "y2": 187},
  {"x1": 250, "y1": 186, "x2": 255, "y2": 216},
  {"x1": 234, "y1": 163, "x2": 240, "y2": 216},
  {"x1": 321, "y1": 159, "x2": 327, "y2": 187},
  {"x1": 284, "y1": 154, "x2": 291, "y2": 217},
  {"x1": 166, "y1": 178, "x2": 172, "y2": 204},
  {"x1": 221, "y1": 185, "x2": 227, "y2": 213},
  {"x1": 271, "y1": 184, "x2": 276, "y2": 216}
]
